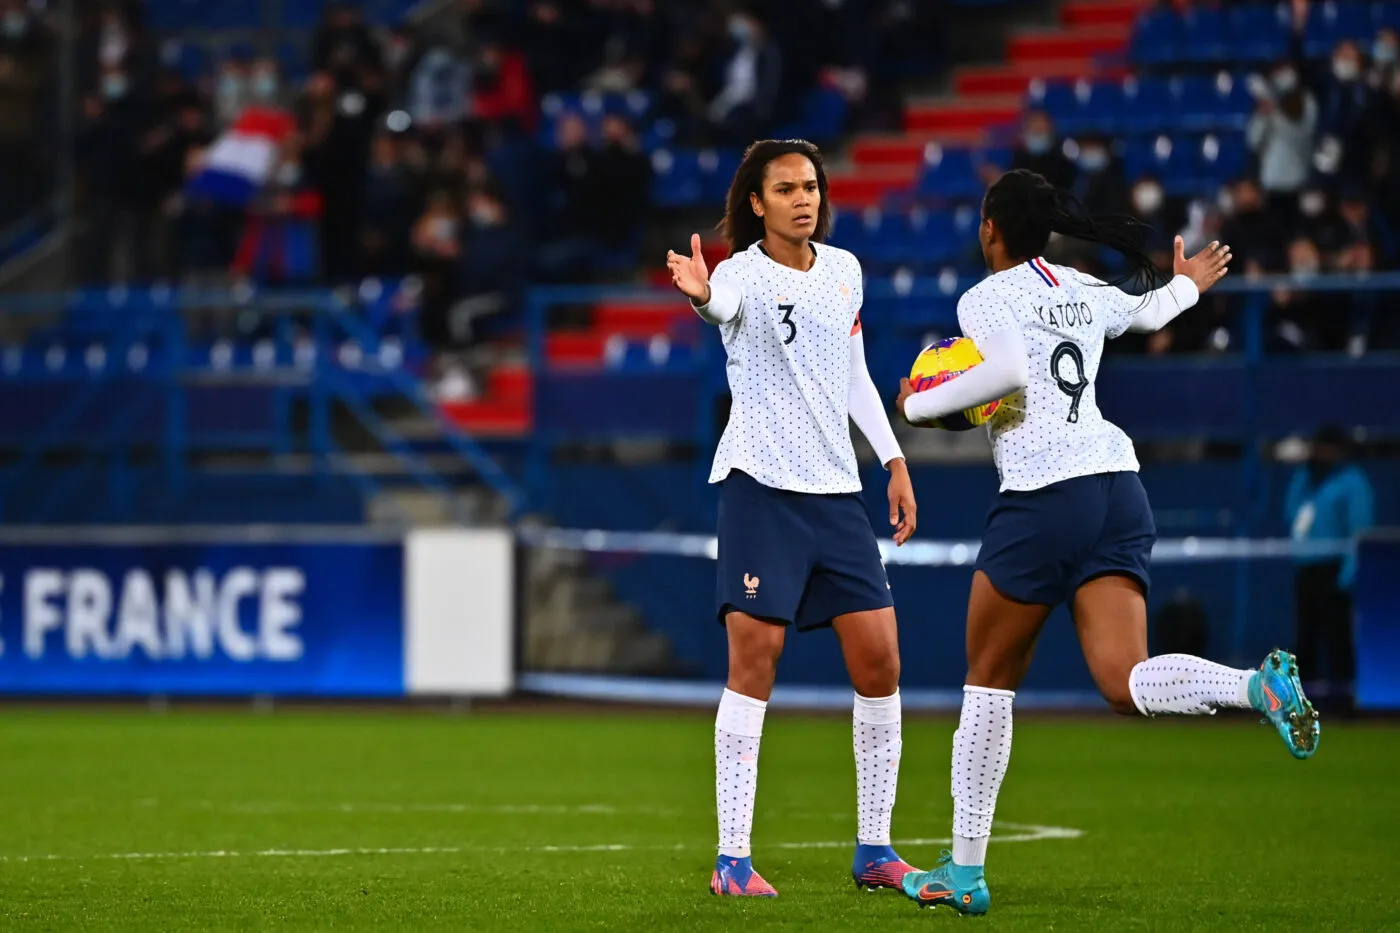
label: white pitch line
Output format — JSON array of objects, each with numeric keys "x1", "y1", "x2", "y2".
[
  {"x1": 135, "y1": 800, "x2": 682, "y2": 817},
  {"x1": 0, "y1": 822, "x2": 1082, "y2": 864}
]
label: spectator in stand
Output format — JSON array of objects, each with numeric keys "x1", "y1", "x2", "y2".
[
  {"x1": 361, "y1": 128, "x2": 422, "y2": 279},
  {"x1": 132, "y1": 82, "x2": 211, "y2": 280},
  {"x1": 471, "y1": 35, "x2": 537, "y2": 134},
  {"x1": 451, "y1": 182, "x2": 528, "y2": 343},
  {"x1": 412, "y1": 188, "x2": 462, "y2": 348},
  {"x1": 1248, "y1": 60, "x2": 1317, "y2": 225},
  {"x1": 537, "y1": 111, "x2": 603, "y2": 281},
  {"x1": 213, "y1": 52, "x2": 252, "y2": 129},
  {"x1": 1371, "y1": 28, "x2": 1398, "y2": 89},
  {"x1": 1072, "y1": 134, "x2": 1130, "y2": 217},
  {"x1": 520, "y1": 0, "x2": 603, "y2": 95},
  {"x1": 1361, "y1": 66, "x2": 1400, "y2": 231},
  {"x1": 592, "y1": 113, "x2": 649, "y2": 250},
  {"x1": 1220, "y1": 176, "x2": 1286, "y2": 275},
  {"x1": 1128, "y1": 175, "x2": 1178, "y2": 272},
  {"x1": 586, "y1": 0, "x2": 669, "y2": 93},
  {"x1": 707, "y1": 11, "x2": 781, "y2": 145},
  {"x1": 75, "y1": 64, "x2": 144, "y2": 283},
  {"x1": 988, "y1": 109, "x2": 1075, "y2": 192},
  {"x1": 407, "y1": 38, "x2": 472, "y2": 132},
  {"x1": 312, "y1": 1, "x2": 381, "y2": 83},
  {"x1": 0, "y1": 0, "x2": 49, "y2": 225},
  {"x1": 301, "y1": 64, "x2": 385, "y2": 282}
]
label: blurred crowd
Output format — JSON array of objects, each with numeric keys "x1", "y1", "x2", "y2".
[
  {"x1": 1027, "y1": 0, "x2": 1400, "y2": 354},
  {"x1": 0, "y1": 0, "x2": 57, "y2": 231},
  {"x1": 68, "y1": 0, "x2": 936, "y2": 349}
]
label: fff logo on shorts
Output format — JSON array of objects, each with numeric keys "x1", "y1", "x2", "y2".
[{"x1": 743, "y1": 574, "x2": 760, "y2": 598}]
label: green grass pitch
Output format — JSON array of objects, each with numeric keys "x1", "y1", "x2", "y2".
[{"x1": 0, "y1": 706, "x2": 1394, "y2": 931}]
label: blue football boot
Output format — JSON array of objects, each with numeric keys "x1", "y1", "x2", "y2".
[
  {"x1": 851, "y1": 842, "x2": 919, "y2": 891},
  {"x1": 1247, "y1": 649, "x2": 1320, "y2": 760},
  {"x1": 899, "y1": 850, "x2": 990, "y2": 916}
]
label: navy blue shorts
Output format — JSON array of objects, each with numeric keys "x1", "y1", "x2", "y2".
[
  {"x1": 716, "y1": 470, "x2": 893, "y2": 631},
  {"x1": 975, "y1": 471, "x2": 1157, "y2": 607}
]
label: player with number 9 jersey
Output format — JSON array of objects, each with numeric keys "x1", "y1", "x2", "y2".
[{"x1": 891, "y1": 169, "x2": 1318, "y2": 919}]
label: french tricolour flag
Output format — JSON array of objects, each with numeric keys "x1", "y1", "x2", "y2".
[{"x1": 187, "y1": 107, "x2": 295, "y2": 206}]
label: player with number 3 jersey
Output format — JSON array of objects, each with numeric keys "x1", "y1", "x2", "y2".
[
  {"x1": 667, "y1": 139, "x2": 919, "y2": 899},
  {"x1": 891, "y1": 169, "x2": 1320, "y2": 917}
]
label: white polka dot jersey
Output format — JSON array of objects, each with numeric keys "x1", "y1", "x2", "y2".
[
  {"x1": 958, "y1": 257, "x2": 1143, "y2": 492},
  {"x1": 707, "y1": 241, "x2": 866, "y2": 494}
]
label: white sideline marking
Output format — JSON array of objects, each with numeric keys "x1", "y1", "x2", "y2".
[{"x1": 0, "y1": 822, "x2": 1081, "y2": 864}]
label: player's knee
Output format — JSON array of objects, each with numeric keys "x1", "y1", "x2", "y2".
[
  {"x1": 851, "y1": 653, "x2": 900, "y2": 698},
  {"x1": 1101, "y1": 673, "x2": 1139, "y2": 716}
]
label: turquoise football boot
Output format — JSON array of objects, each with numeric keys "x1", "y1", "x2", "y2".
[
  {"x1": 1247, "y1": 649, "x2": 1320, "y2": 760},
  {"x1": 899, "y1": 850, "x2": 990, "y2": 915}
]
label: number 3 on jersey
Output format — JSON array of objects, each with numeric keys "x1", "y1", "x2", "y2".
[
  {"x1": 1051, "y1": 340, "x2": 1088, "y2": 424},
  {"x1": 778, "y1": 304, "x2": 797, "y2": 345}
]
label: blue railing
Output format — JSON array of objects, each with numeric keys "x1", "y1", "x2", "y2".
[{"x1": 0, "y1": 287, "x2": 526, "y2": 524}]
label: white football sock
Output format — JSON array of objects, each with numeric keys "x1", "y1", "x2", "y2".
[
  {"x1": 853, "y1": 690, "x2": 902, "y2": 846},
  {"x1": 951, "y1": 685, "x2": 1014, "y2": 868},
  {"x1": 715, "y1": 688, "x2": 767, "y2": 859},
  {"x1": 1128, "y1": 654, "x2": 1255, "y2": 716}
]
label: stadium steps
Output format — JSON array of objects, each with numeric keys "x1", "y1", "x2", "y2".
[
  {"x1": 1006, "y1": 25, "x2": 1131, "y2": 64},
  {"x1": 522, "y1": 545, "x2": 682, "y2": 675},
  {"x1": 831, "y1": 0, "x2": 1145, "y2": 209}
]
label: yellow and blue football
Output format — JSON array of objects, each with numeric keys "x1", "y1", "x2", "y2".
[{"x1": 908, "y1": 336, "x2": 1002, "y2": 431}]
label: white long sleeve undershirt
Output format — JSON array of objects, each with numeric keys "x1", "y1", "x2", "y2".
[
  {"x1": 849, "y1": 329, "x2": 904, "y2": 468},
  {"x1": 1124, "y1": 274, "x2": 1200, "y2": 334}
]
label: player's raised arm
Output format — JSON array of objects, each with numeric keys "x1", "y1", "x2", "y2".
[
  {"x1": 668, "y1": 233, "x2": 741, "y2": 324},
  {"x1": 1122, "y1": 237, "x2": 1231, "y2": 334}
]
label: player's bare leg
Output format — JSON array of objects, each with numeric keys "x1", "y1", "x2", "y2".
[
  {"x1": 902, "y1": 571, "x2": 1049, "y2": 915},
  {"x1": 832, "y1": 607, "x2": 919, "y2": 889},
  {"x1": 711, "y1": 611, "x2": 783, "y2": 897},
  {"x1": 1074, "y1": 574, "x2": 1319, "y2": 757}
]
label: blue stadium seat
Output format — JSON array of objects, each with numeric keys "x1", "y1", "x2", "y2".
[
  {"x1": 1224, "y1": 4, "x2": 1293, "y2": 62},
  {"x1": 773, "y1": 87, "x2": 849, "y2": 144},
  {"x1": 698, "y1": 148, "x2": 742, "y2": 204},
  {"x1": 1199, "y1": 133, "x2": 1251, "y2": 186},
  {"x1": 1177, "y1": 7, "x2": 1228, "y2": 63},
  {"x1": 281, "y1": 0, "x2": 326, "y2": 30},
  {"x1": 1304, "y1": 1, "x2": 1378, "y2": 57},
  {"x1": 917, "y1": 145, "x2": 982, "y2": 201},
  {"x1": 650, "y1": 149, "x2": 703, "y2": 208},
  {"x1": 1131, "y1": 8, "x2": 1183, "y2": 65},
  {"x1": 1123, "y1": 135, "x2": 1199, "y2": 194}
]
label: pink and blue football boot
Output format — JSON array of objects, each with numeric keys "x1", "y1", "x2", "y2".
[
  {"x1": 710, "y1": 855, "x2": 777, "y2": 897},
  {"x1": 852, "y1": 842, "x2": 920, "y2": 891}
]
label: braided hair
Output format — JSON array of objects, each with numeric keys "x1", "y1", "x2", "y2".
[{"x1": 983, "y1": 168, "x2": 1169, "y2": 293}]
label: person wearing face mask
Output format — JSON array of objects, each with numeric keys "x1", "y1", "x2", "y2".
[
  {"x1": 1372, "y1": 28, "x2": 1398, "y2": 86},
  {"x1": 1128, "y1": 176, "x2": 1176, "y2": 272},
  {"x1": 1284, "y1": 425, "x2": 1374, "y2": 716},
  {"x1": 708, "y1": 13, "x2": 782, "y2": 145},
  {"x1": 1008, "y1": 109, "x2": 1075, "y2": 191},
  {"x1": 1248, "y1": 65, "x2": 1317, "y2": 221},
  {"x1": 1072, "y1": 134, "x2": 1130, "y2": 217},
  {"x1": 1318, "y1": 41, "x2": 1374, "y2": 181}
]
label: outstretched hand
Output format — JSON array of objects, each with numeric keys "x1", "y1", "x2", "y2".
[
  {"x1": 1174, "y1": 236, "x2": 1232, "y2": 295},
  {"x1": 667, "y1": 233, "x2": 711, "y2": 304}
]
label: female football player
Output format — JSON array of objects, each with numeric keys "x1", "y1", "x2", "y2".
[
  {"x1": 892, "y1": 168, "x2": 1318, "y2": 916},
  {"x1": 666, "y1": 139, "x2": 919, "y2": 897}
]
